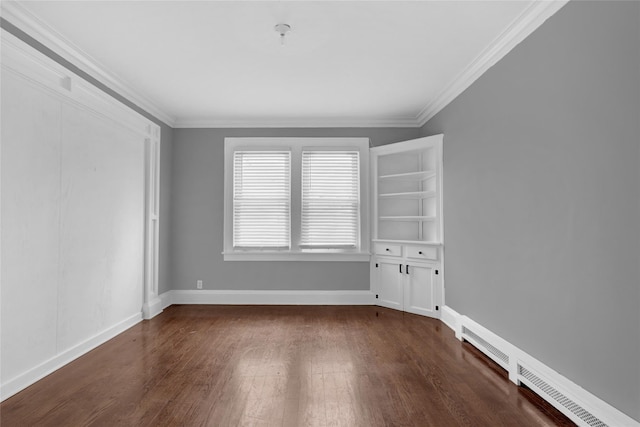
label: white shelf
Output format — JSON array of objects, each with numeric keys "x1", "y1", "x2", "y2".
[
  {"x1": 379, "y1": 216, "x2": 436, "y2": 222},
  {"x1": 378, "y1": 170, "x2": 435, "y2": 181},
  {"x1": 379, "y1": 190, "x2": 436, "y2": 199}
]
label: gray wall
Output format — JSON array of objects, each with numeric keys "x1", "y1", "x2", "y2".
[
  {"x1": 1, "y1": 19, "x2": 175, "y2": 296},
  {"x1": 421, "y1": 1, "x2": 640, "y2": 420},
  {"x1": 170, "y1": 127, "x2": 421, "y2": 291}
]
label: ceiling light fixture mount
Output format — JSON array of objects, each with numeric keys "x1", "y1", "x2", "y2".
[{"x1": 274, "y1": 23, "x2": 291, "y2": 46}]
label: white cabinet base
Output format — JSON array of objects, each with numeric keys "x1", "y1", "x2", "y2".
[{"x1": 373, "y1": 242, "x2": 442, "y2": 318}]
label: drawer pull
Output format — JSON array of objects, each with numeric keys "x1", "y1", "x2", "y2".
[
  {"x1": 385, "y1": 248, "x2": 390, "y2": 252},
  {"x1": 418, "y1": 251, "x2": 423, "y2": 255}
]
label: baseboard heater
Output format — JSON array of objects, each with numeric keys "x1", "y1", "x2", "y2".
[
  {"x1": 517, "y1": 363, "x2": 606, "y2": 427},
  {"x1": 460, "y1": 319, "x2": 609, "y2": 427},
  {"x1": 461, "y1": 325, "x2": 510, "y2": 371}
]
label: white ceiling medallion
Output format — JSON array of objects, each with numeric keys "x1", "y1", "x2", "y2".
[{"x1": 274, "y1": 23, "x2": 291, "y2": 46}]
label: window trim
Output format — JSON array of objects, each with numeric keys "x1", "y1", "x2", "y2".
[{"x1": 223, "y1": 137, "x2": 370, "y2": 262}]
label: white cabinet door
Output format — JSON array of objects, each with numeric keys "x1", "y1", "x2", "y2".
[
  {"x1": 403, "y1": 263, "x2": 436, "y2": 317},
  {"x1": 375, "y1": 259, "x2": 403, "y2": 311},
  {"x1": 373, "y1": 255, "x2": 441, "y2": 319}
]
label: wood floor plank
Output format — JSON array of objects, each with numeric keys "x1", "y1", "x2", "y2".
[{"x1": 1, "y1": 305, "x2": 574, "y2": 426}]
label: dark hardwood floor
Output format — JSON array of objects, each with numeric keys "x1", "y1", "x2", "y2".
[{"x1": 1, "y1": 305, "x2": 574, "y2": 426}]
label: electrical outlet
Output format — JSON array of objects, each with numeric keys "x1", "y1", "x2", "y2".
[{"x1": 196, "y1": 280, "x2": 203, "y2": 290}]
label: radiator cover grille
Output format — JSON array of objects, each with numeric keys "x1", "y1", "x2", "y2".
[
  {"x1": 519, "y1": 365, "x2": 607, "y2": 427},
  {"x1": 462, "y1": 326, "x2": 509, "y2": 367}
]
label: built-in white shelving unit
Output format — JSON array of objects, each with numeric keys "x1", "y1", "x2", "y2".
[
  {"x1": 370, "y1": 134, "x2": 444, "y2": 318},
  {"x1": 372, "y1": 134, "x2": 443, "y2": 244}
]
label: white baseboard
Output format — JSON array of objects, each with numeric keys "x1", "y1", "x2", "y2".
[
  {"x1": 441, "y1": 308, "x2": 639, "y2": 427},
  {"x1": 142, "y1": 296, "x2": 163, "y2": 320},
  {"x1": 160, "y1": 290, "x2": 174, "y2": 309},
  {"x1": 440, "y1": 305, "x2": 461, "y2": 339},
  {"x1": 0, "y1": 312, "x2": 142, "y2": 402},
  {"x1": 161, "y1": 289, "x2": 375, "y2": 306}
]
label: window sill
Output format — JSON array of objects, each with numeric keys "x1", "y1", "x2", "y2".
[{"x1": 222, "y1": 251, "x2": 371, "y2": 262}]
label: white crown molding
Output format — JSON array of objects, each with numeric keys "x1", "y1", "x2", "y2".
[
  {"x1": 1, "y1": 0, "x2": 176, "y2": 127},
  {"x1": 1, "y1": 0, "x2": 568, "y2": 130},
  {"x1": 416, "y1": 0, "x2": 569, "y2": 127},
  {"x1": 173, "y1": 116, "x2": 421, "y2": 129}
]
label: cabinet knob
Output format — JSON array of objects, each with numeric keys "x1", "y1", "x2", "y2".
[
  {"x1": 418, "y1": 251, "x2": 423, "y2": 255},
  {"x1": 385, "y1": 248, "x2": 390, "y2": 252}
]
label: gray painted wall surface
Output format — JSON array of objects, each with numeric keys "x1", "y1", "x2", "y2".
[
  {"x1": 1, "y1": 19, "x2": 175, "y2": 296},
  {"x1": 170, "y1": 127, "x2": 421, "y2": 291},
  {"x1": 421, "y1": 1, "x2": 640, "y2": 420}
]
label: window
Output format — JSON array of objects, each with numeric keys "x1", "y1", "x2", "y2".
[
  {"x1": 224, "y1": 138, "x2": 370, "y2": 261},
  {"x1": 300, "y1": 151, "x2": 360, "y2": 249},
  {"x1": 233, "y1": 151, "x2": 291, "y2": 249}
]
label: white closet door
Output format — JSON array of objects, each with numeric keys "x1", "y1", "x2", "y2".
[
  {"x1": 1, "y1": 31, "x2": 159, "y2": 399},
  {"x1": 56, "y1": 105, "x2": 145, "y2": 350},
  {"x1": 1, "y1": 73, "x2": 62, "y2": 379}
]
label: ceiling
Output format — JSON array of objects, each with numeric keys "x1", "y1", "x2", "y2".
[{"x1": 2, "y1": 1, "x2": 566, "y2": 128}]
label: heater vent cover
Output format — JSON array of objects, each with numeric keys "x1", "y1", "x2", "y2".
[
  {"x1": 519, "y1": 365, "x2": 607, "y2": 427},
  {"x1": 462, "y1": 326, "x2": 509, "y2": 367}
]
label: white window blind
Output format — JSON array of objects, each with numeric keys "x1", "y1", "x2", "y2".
[
  {"x1": 301, "y1": 151, "x2": 360, "y2": 249},
  {"x1": 233, "y1": 151, "x2": 291, "y2": 249}
]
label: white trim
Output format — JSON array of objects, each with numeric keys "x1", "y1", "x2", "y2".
[
  {"x1": 160, "y1": 291, "x2": 174, "y2": 309},
  {"x1": 440, "y1": 306, "x2": 461, "y2": 339},
  {"x1": 0, "y1": 312, "x2": 142, "y2": 402},
  {"x1": 416, "y1": 0, "x2": 569, "y2": 126},
  {"x1": 173, "y1": 116, "x2": 420, "y2": 129},
  {"x1": 222, "y1": 252, "x2": 370, "y2": 262},
  {"x1": 0, "y1": 1, "x2": 176, "y2": 127},
  {"x1": 439, "y1": 309, "x2": 639, "y2": 427},
  {"x1": 164, "y1": 290, "x2": 375, "y2": 306},
  {"x1": 142, "y1": 135, "x2": 161, "y2": 320},
  {"x1": 142, "y1": 296, "x2": 163, "y2": 320}
]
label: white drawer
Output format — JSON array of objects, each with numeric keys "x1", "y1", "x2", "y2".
[
  {"x1": 374, "y1": 243, "x2": 402, "y2": 257},
  {"x1": 405, "y1": 245, "x2": 438, "y2": 260}
]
